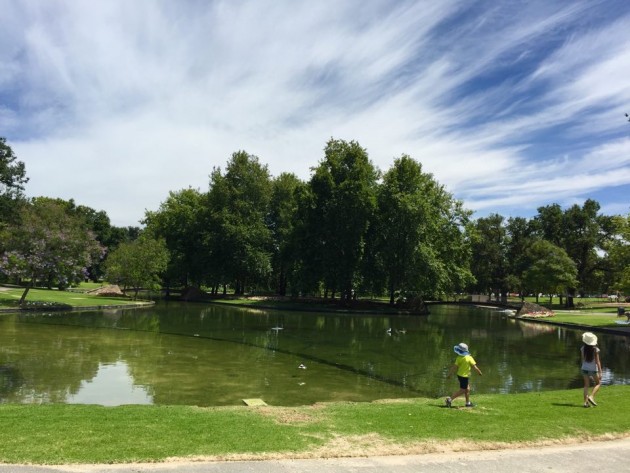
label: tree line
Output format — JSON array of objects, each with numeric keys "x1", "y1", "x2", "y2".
[{"x1": 1, "y1": 136, "x2": 629, "y2": 306}]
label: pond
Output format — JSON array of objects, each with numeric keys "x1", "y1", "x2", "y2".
[{"x1": 0, "y1": 302, "x2": 629, "y2": 406}]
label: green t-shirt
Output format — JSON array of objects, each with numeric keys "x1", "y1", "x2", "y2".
[{"x1": 455, "y1": 354, "x2": 477, "y2": 377}]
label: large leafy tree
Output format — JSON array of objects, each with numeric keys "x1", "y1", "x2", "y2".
[
  {"x1": 505, "y1": 216, "x2": 536, "y2": 300},
  {"x1": 605, "y1": 213, "x2": 630, "y2": 295},
  {"x1": 104, "y1": 234, "x2": 169, "y2": 299},
  {"x1": 0, "y1": 137, "x2": 28, "y2": 226},
  {"x1": 27, "y1": 197, "x2": 136, "y2": 282},
  {"x1": 0, "y1": 199, "x2": 104, "y2": 303},
  {"x1": 372, "y1": 155, "x2": 472, "y2": 304},
  {"x1": 206, "y1": 151, "x2": 272, "y2": 295},
  {"x1": 521, "y1": 239, "x2": 578, "y2": 305},
  {"x1": 267, "y1": 173, "x2": 305, "y2": 296},
  {"x1": 144, "y1": 188, "x2": 206, "y2": 289},
  {"x1": 533, "y1": 199, "x2": 611, "y2": 306},
  {"x1": 306, "y1": 139, "x2": 378, "y2": 300},
  {"x1": 469, "y1": 214, "x2": 509, "y2": 301}
]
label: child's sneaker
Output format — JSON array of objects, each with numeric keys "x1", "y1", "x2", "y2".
[
  {"x1": 445, "y1": 397, "x2": 452, "y2": 408},
  {"x1": 465, "y1": 402, "x2": 474, "y2": 407}
]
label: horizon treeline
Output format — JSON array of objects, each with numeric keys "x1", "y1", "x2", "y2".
[{"x1": 2, "y1": 136, "x2": 630, "y2": 306}]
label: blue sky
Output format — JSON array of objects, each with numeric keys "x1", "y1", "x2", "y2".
[{"x1": 2, "y1": 0, "x2": 630, "y2": 227}]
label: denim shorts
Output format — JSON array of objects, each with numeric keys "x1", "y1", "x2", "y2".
[{"x1": 581, "y1": 369, "x2": 598, "y2": 376}]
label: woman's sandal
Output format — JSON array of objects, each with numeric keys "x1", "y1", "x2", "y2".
[{"x1": 587, "y1": 396, "x2": 597, "y2": 406}]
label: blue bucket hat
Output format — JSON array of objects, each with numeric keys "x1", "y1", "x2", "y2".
[{"x1": 454, "y1": 343, "x2": 469, "y2": 356}]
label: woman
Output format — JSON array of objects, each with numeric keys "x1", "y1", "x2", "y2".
[{"x1": 580, "y1": 332, "x2": 602, "y2": 408}]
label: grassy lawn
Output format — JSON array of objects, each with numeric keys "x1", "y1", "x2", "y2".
[
  {"x1": 545, "y1": 312, "x2": 629, "y2": 328},
  {"x1": 0, "y1": 386, "x2": 628, "y2": 464},
  {"x1": 0, "y1": 285, "x2": 147, "y2": 309}
]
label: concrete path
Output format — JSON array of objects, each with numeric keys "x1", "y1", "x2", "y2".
[{"x1": 1, "y1": 438, "x2": 629, "y2": 473}]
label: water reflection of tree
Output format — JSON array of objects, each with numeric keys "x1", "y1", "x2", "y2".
[
  {"x1": 2, "y1": 313, "x2": 162, "y2": 403},
  {"x1": 4, "y1": 304, "x2": 630, "y2": 406}
]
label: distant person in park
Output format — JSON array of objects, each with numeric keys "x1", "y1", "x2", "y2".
[
  {"x1": 445, "y1": 342, "x2": 483, "y2": 408},
  {"x1": 581, "y1": 332, "x2": 602, "y2": 408}
]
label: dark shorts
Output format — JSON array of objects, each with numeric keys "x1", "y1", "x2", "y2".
[{"x1": 457, "y1": 375, "x2": 469, "y2": 389}]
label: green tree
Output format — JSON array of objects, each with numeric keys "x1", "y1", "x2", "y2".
[
  {"x1": 470, "y1": 214, "x2": 509, "y2": 302},
  {"x1": 267, "y1": 173, "x2": 305, "y2": 296},
  {"x1": 505, "y1": 216, "x2": 536, "y2": 300},
  {"x1": 104, "y1": 235, "x2": 169, "y2": 299},
  {"x1": 373, "y1": 155, "x2": 473, "y2": 304},
  {"x1": 144, "y1": 188, "x2": 206, "y2": 290},
  {"x1": 0, "y1": 199, "x2": 104, "y2": 303},
  {"x1": 521, "y1": 240, "x2": 578, "y2": 305},
  {"x1": 206, "y1": 151, "x2": 272, "y2": 295},
  {"x1": 606, "y1": 213, "x2": 630, "y2": 295},
  {"x1": 307, "y1": 139, "x2": 378, "y2": 300},
  {"x1": 0, "y1": 137, "x2": 28, "y2": 226}
]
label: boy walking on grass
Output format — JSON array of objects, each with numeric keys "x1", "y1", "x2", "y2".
[{"x1": 445, "y1": 342, "x2": 482, "y2": 408}]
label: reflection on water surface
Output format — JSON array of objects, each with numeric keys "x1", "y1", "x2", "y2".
[{"x1": 0, "y1": 302, "x2": 628, "y2": 406}]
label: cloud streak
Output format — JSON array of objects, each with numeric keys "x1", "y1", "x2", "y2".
[{"x1": 3, "y1": 0, "x2": 630, "y2": 226}]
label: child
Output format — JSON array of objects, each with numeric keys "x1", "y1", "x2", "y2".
[
  {"x1": 581, "y1": 332, "x2": 602, "y2": 408},
  {"x1": 445, "y1": 342, "x2": 482, "y2": 408}
]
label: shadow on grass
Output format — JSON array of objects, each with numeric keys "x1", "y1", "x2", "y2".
[{"x1": 551, "y1": 403, "x2": 584, "y2": 408}]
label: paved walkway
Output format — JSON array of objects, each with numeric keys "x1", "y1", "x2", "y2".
[{"x1": 1, "y1": 438, "x2": 629, "y2": 473}]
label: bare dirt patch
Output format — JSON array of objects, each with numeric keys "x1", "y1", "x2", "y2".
[
  {"x1": 255, "y1": 406, "x2": 327, "y2": 425},
  {"x1": 161, "y1": 432, "x2": 630, "y2": 464}
]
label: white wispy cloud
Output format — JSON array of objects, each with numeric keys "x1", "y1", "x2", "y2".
[{"x1": 2, "y1": 0, "x2": 630, "y2": 226}]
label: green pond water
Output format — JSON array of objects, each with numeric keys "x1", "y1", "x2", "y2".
[{"x1": 0, "y1": 302, "x2": 628, "y2": 406}]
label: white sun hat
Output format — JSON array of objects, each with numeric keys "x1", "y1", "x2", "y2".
[{"x1": 582, "y1": 332, "x2": 598, "y2": 346}]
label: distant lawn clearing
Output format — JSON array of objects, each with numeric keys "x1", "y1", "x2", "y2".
[{"x1": 0, "y1": 286, "x2": 149, "y2": 309}]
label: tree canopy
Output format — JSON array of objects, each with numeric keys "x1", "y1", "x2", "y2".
[
  {"x1": 0, "y1": 199, "x2": 104, "y2": 303},
  {"x1": 1, "y1": 134, "x2": 629, "y2": 306},
  {"x1": 0, "y1": 137, "x2": 28, "y2": 225}
]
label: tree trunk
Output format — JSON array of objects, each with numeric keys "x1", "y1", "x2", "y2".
[
  {"x1": 18, "y1": 284, "x2": 32, "y2": 306},
  {"x1": 566, "y1": 288, "x2": 575, "y2": 309}
]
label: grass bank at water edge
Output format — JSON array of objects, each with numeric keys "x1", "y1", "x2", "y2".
[{"x1": 0, "y1": 386, "x2": 629, "y2": 464}]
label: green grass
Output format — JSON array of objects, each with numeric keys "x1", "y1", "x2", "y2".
[
  {"x1": 548, "y1": 312, "x2": 629, "y2": 328},
  {"x1": 0, "y1": 286, "x2": 147, "y2": 309},
  {"x1": 0, "y1": 386, "x2": 629, "y2": 464},
  {"x1": 508, "y1": 296, "x2": 625, "y2": 310}
]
